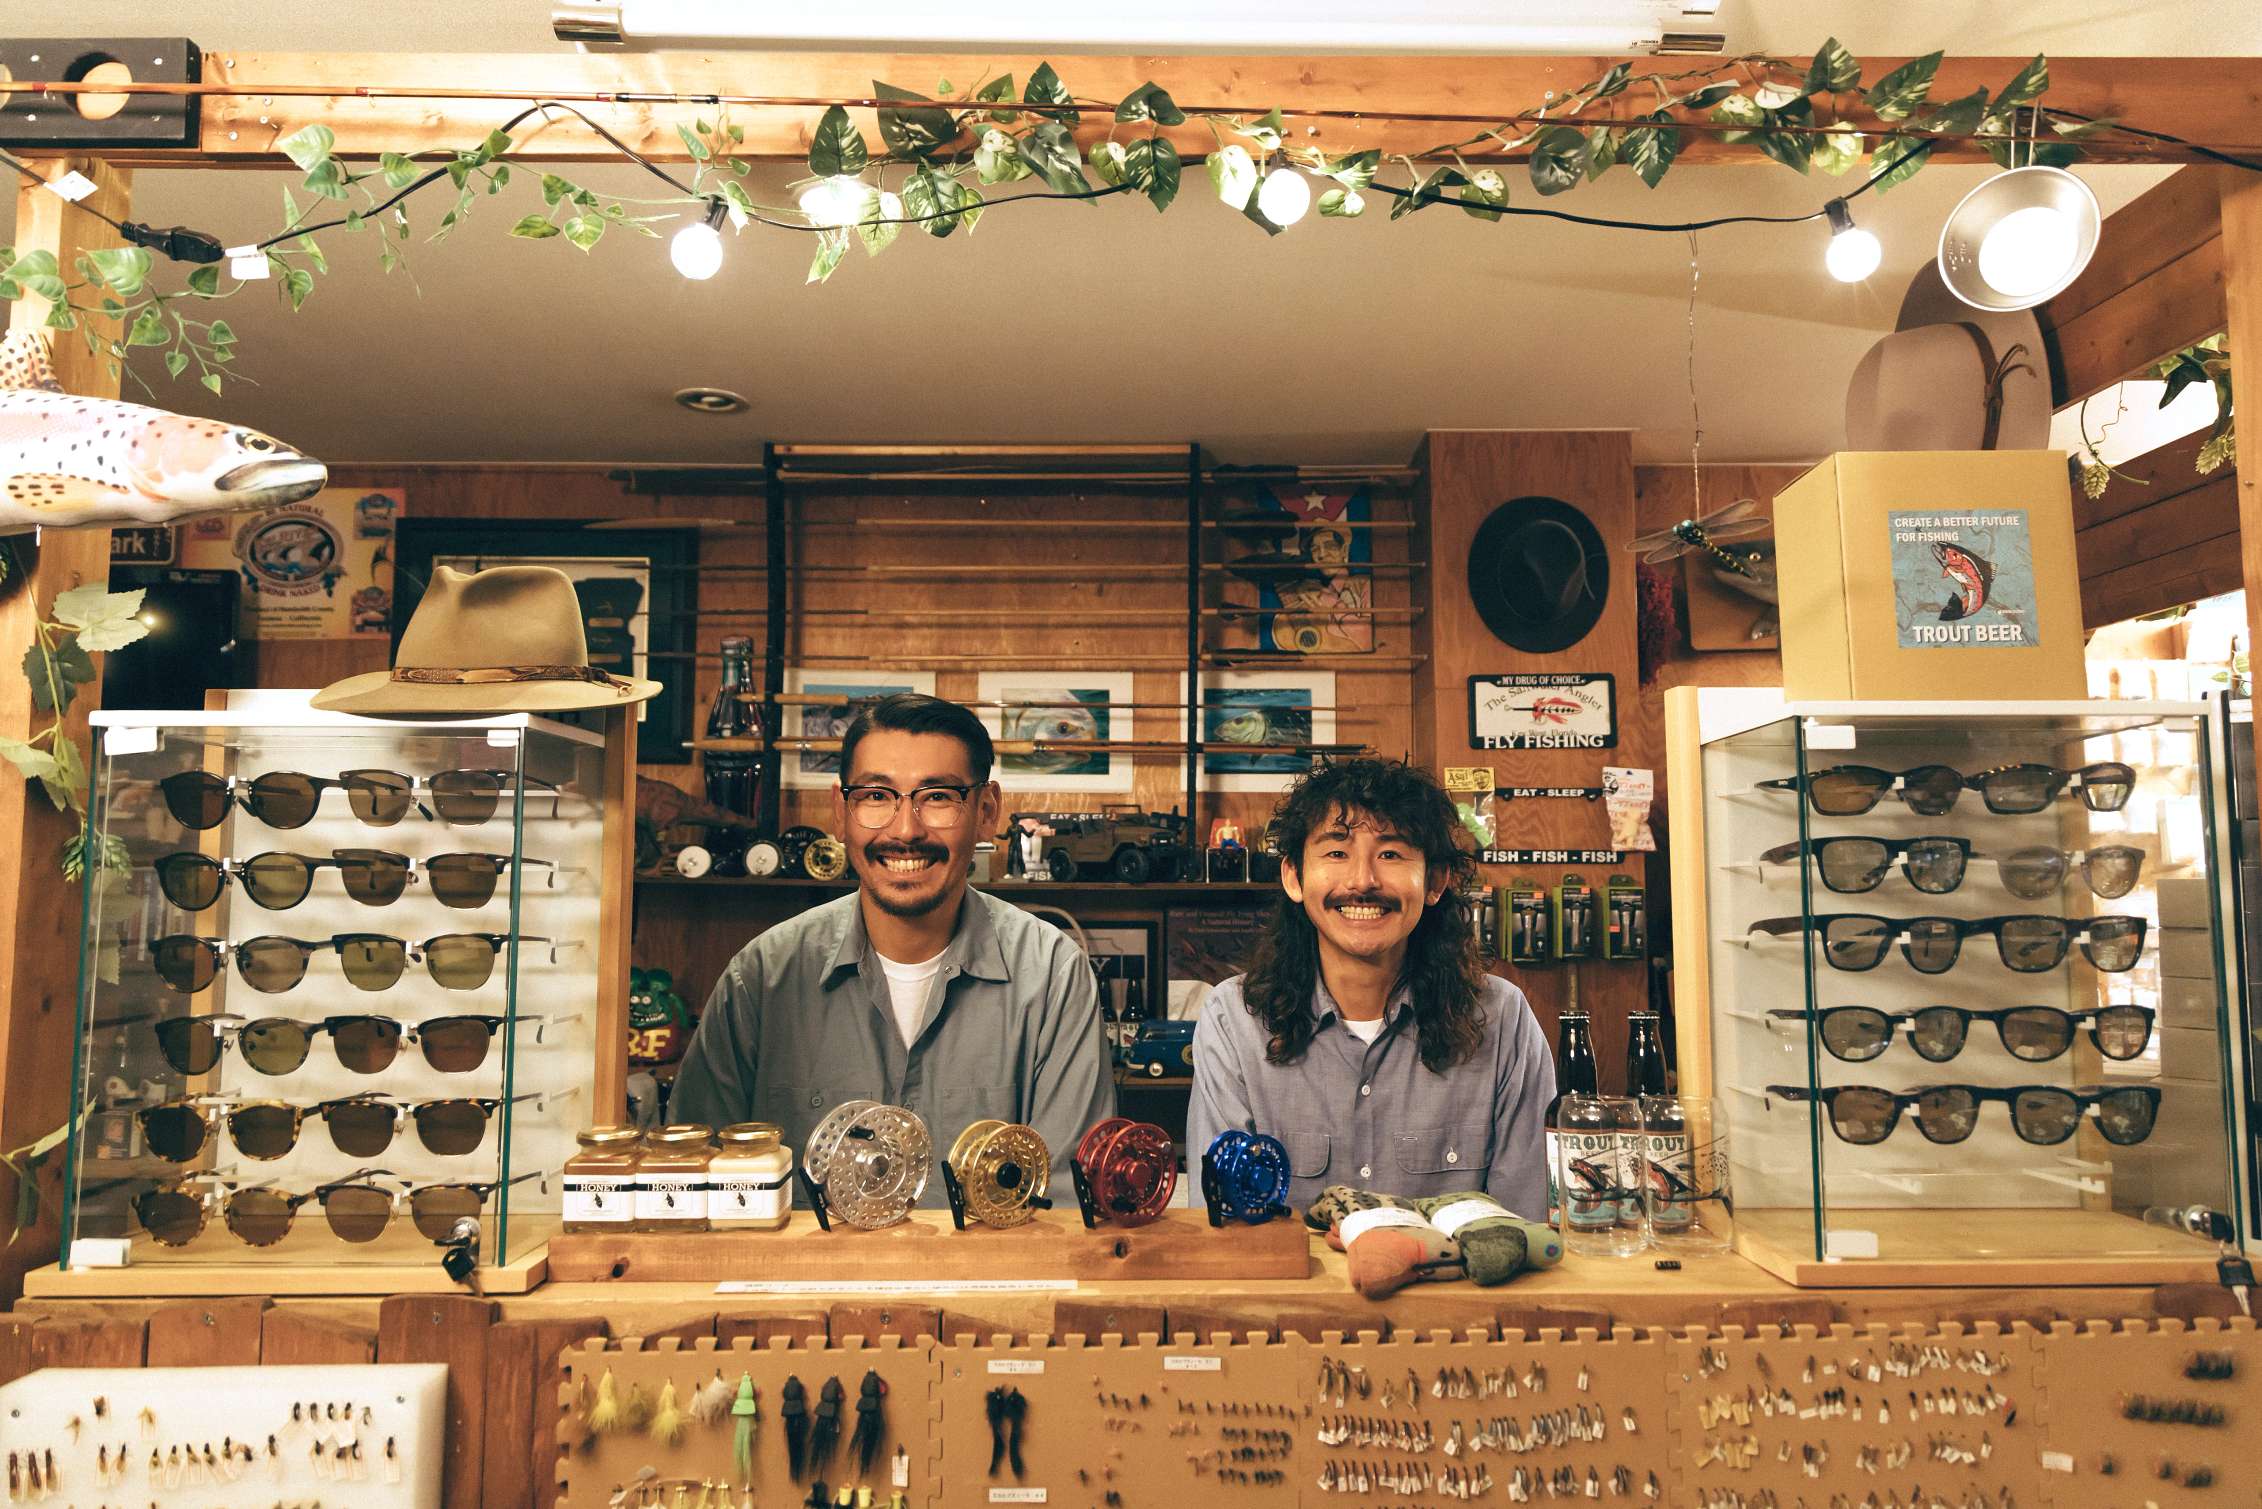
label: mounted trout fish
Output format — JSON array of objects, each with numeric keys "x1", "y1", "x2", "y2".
[{"x1": 0, "y1": 330, "x2": 325, "y2": 533}]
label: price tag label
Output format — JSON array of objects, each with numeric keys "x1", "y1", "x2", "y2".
[
  {"x1": 989, "y1": 1490, "x2": 1047, "y2": 1503},
  {"x1": 47, "y1": 171, "x2": 99, "y2": 202},
  {"x1": 1163, "y1": 1355, "x2": 1222, "y2": 1373},
  {"x1": 987, "y1": 1359, "x2": 1044, "y2": 1375}
]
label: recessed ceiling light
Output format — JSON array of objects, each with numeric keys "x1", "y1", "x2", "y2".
[{"x1": 673, "y1": 386, "x2": 749, "y2": 415}]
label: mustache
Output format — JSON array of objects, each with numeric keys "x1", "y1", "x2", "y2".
[
  {"x1": 864, "y1": 840, "x2": 950, "y2": 863},
  {"x1": 1325, "y1": 892, "x2": 1398, "y2": 910}
]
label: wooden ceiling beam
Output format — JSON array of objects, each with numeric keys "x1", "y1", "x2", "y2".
[
  {"x1": 22, "y1": 52, "x2": 2261, "y2": 167},
  {"x1": 2037, "y1": 166, "x2": 2228, "y2": 407}
]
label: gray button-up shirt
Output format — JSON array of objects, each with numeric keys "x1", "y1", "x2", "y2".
[
  {"x1": 670, "y1": 889, "x2": 1116, "y2": 1205},
  {"x1": 1186, "y1": 972, "x2": 1554, "y2": 1217}
]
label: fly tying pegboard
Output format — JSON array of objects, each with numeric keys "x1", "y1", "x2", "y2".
[
  {"x1": 2025, "y1": 1316, "x2": 2259, "y2": 1505},
  {"x1": 555, "y1": 1335, "x2": 940, "y2": 1509}
]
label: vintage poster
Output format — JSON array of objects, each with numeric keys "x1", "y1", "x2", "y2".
[
  {"x1": 976, "y1": 670, "x2": 1137, "y2": 793},
  {"x1": 1887, "y1": 508, "x2": 2039, "y2": 649},
  {"x1": 178, "y1": 487, "x2": 399, "y2": 640},
  {"x1": 1218, "y1": 485, "x2": 1373, "y2": 655}
]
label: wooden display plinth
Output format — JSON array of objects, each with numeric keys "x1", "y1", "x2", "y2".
[
  {"x1": 21, "y1": 1245, "x2": 548, "y2": 1298},
  {"x1": 546, "y1": 1208, "x2": 1313, "y2": 1283},
  {"x1": 1733, "y1": 1207, "x2": 2225, "y2": 1288}
]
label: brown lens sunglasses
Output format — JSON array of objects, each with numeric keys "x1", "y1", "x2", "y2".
[
  {"x1": 149, "y1": 932, "x2": 560, "y2": 993},
  {"x1": 132, "y1": 1167, "x2": 544, "y2": 1248},
  {"x1": 150, "y1": 1012, "x2": 554, "y2": 1077},
  {"x1": 156, "y1": 850, "x2": 557, "y2": 912},
  {"x1": 138, "y1": 1091, "x2": 553, "y2": 1162},
  {"x1": 159, "y1": 768, "x2": 562, "y2": 831}
]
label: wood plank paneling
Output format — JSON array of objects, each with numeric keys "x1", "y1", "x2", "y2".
[
  {"x1": 29, "y1": 1310, "x2": 147, "y2": 1370},
  {"x1": 2041, "y1": 166, "x2": 2226, "y2": 405},
  {"x1": 260, "y1": 1308, "x2": 379, "y2": 1365},
  {"x1": 2215, "y1": 168, "x2": 2262, "y2": 688},
  {"x1": 378, "y1": 1295, "x2": 498, "y2": 1509},
  {"x1": 144, "y1": 1298, "x2": 268, "y2": 1367},
  {"x1": 2047, "y1": 239, "x2": 2227, "y2": 408}
]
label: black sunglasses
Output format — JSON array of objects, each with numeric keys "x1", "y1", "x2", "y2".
[
  {"x1": 1768, "y1": 1004, "x2": 2156, "y2": 1064},
  {"x1": 1747, "y1": 913, "x2": 2147, "y2": 974},
  {"x1": 155, "y1": 849, "x2": 417, "y2": 911},
  {"x1": 1759, "y1": 836, "x2": 1974, "y2": 895},
  {"x1": 1768, "y1": 1082, "x2": 2161, "y2": 1147},
  {"x1": 1755, "y1": 761, "x2": 2136, "y2": 817},
  {"x1": 152, "y1": 1012, "x2": 526, "y2": 1076},
  {"x1": 138, "y1": 1091, "x2": 545, "y2": 1162},
  {"x1": 150, "y1": 932, "x2": 549, "y2": 993},
  {"x1": 159, "y1": 768, "x2": 560, "y2": 831}
]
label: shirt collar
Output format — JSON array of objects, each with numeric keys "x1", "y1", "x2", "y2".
[
  {"x1": 1309, "y1": 975, "x2": 1416, "y2": 1028},
  {"x1": 822, "y1": 889, "x2": 1010, "y2": 984}
]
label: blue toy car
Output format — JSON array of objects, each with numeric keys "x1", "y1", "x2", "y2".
[{"x1": 1122, "y1": 1018, "x2": 1197, "y2": 1078}]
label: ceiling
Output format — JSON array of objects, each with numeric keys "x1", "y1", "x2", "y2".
[{"x1": 4, "y1": 2, "x2": 2252, "y2": 467}]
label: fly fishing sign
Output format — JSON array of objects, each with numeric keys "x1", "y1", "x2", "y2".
[
  {"x1": 1887, "y1": 509, "x2": 2039, "y2": 648},
  {"x1": 1468, "y1": 674, "x2": 1617, "y2": 750}
]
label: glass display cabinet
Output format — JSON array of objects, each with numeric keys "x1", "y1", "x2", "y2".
[
  {"x1": 55, "y1": 701, "x2": 608, "y2": 1294},
  {"x1": 1667, "y1": 690, "x2": 2244, "y2": 1285}
]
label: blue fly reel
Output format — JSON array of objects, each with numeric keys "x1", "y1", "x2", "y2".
[{"x1": 1200, "y1": 1129, "x2": 1292, "y2": 1226}]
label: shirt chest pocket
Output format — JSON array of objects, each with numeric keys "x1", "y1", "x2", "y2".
[
  {"x1": 1394, "y1": 1121, "x2": 1487, "y2": 1177},
  {"x1": 1280, "y1": 1128, "x2": 1332, "y2": 1180}
]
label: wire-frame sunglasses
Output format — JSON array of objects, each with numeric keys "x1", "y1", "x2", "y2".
[
  {"x1": 149, "y1": 932, "x2": 556, "y2": 993},
  {"x1": 158, "y1": 768, "x2": 561, "y2": 831},
  {"x1": 151, "y1": 1011, "x2": 553, "y2": 1077},
  {"x1": 1746, "y1": 913, "x2": 2148, "y2": 974},
  {"x1": 1766, "y1": 1082, "x2": 2161, "y2": 1147},
  {"x1": 1766, "y1": 1003, "x2": 2157, "y2": 1064},
  {"x1": 131, "y1": 1167, "x2": 545, "y2": 1248},
  {"x1": 137, "y1": 1090, "x2": 554, "y2": 1162}
]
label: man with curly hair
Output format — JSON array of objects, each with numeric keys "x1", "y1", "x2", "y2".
[{"x1": 1187, "y1": 758, "x2": 1553, "y2": 1213}]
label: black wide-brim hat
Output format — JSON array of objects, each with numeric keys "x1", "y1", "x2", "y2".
[{"x1": 1467, "y1": 496, "x2": 1611, "y2": 655}]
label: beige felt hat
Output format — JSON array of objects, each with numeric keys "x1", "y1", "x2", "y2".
[
  {"x1": 1844, "y1": 261, "x2": 2053, "y2": 451},
  {"x1": 310, "y1": 564, "x2": 661, "y2": 715}
]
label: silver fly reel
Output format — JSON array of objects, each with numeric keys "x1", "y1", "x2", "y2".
[{"x1": 803, "y1": 1099, "x2": 932, "y2": 1229}]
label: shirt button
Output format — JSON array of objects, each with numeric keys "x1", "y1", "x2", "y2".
[
  {"x1": 809, "y1": 1093, "x2": 823, "y2": 1107},
  {"x1": 1359, "y1": 1084, "x2": 1371, "y2": 1098},
  {"x1": 1446, "y1": 1151, "x2": 1460, "y2": 1165},
  {"x1": 1358, "y1": 1165, "x2": 1372, "y2": 1180}
]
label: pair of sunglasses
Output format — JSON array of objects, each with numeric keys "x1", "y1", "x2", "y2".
[
  {"x1": 1759, "y1": 838, "x2": 2145, "y2": 901},
  {"x1": 132, "y1": 1168, "x2": 538, "y2": 1248},
  {"x1": 155, "y1": 850, "x2": 554, "y2": 912},
  {"x1": 153, "y1": 1012, "x2": 523, "y2": 1076},
  {"x1": 150, "y1": 932, "x2": 543, "y2": 993},
  {"x1": 1768, "y1": 1082, "x2": 2161, "y2": 1147},
  {"x1": 1748, "y1": 913, "x2": 2147, "y2": 974},
  {"x1": 138, "y1": 1092, "x2": 541, "y2": 1163},
  {"x1": 159, "y1": 769, "x2": 560, "y2": 831},
  {"x1": 1768, "y1": 1004, "x2": 2156, "y2": 1064},
  {"x1": 1756, "y1": 761, "x2": 2136, "y2": 817}
]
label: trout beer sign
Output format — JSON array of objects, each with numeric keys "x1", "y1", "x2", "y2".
[
  {"x1": 1468, "y1": 673, "x2": 1617, "y2": 751},
  {"x1": 1887, "y1": 508, "x2": 2039, "y2": 648}
]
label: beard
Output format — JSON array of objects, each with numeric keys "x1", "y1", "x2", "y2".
[{"x1": 860, "y1": 838, "x2": 956, "y2": 917}]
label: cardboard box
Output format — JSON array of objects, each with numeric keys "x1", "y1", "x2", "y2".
[
  {"x1": 2157, "y1": 874, "x2": 2218, "y2": 930},
  {"x1": 1775, "y1": 451, "x2": 2087, "y2": 700},
  {"x1": 2157, "y1": 925, "x2": 2220, "y2": 982},
  {"x1": 2160, "y1": 971, "x2": 2226, "y2": 1032}
]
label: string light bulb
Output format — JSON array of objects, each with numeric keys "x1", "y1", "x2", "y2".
[
  {"x1": 670, "y1": 198, "x2": 727, "y2": 280},
  {"x1": 1256, "y1": 163, "x2": 1311, "y2": 227},
  {"x1": 1821, "y1": 198, "x2": 1880, "y2": 283},
  {"x1": 797, "y1": 176, "x2": 873, "y2": 230}
]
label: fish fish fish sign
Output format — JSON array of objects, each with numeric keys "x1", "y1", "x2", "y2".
[{"x1": 0, "y1": 330, "x2": 326, "y2": 533}]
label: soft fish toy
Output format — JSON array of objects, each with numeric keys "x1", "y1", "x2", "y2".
[{"x1": 0, "y1": 329, "x2": 326, "y2": 532}]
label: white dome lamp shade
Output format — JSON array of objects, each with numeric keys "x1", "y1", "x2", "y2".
[{"x1": 1936, "y1": 165, "x2": 2100, "y2": 313}]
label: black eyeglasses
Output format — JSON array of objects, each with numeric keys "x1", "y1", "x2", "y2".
[
  {"x1": 1755, "y1": 761, "x2": 2135, "y2": 817},
  {"x1": 152, "y1": 1012, "x2": 529, "y2": 1077},
  {"x1": 137, "y1": 1092, "x2": 545, "y2": 1162},
  {"x1": 133, "y1": 1167, "x2": 541, "y2": 1248},
  {"x1": 1759, "y1": 836, "x2": 1974, "y2": 895},
  {"x1": 1767, "y1": 1082, "x2": 2161, "y2": 1147},
  {"x1": 150, "y1": 932, "x2": 550, "y2": 993},
  {"x1": 1767, "y1": 1004, "x2": 2157, "y2": 1064},
  {"x1": 159, "y1": 769, "x2": 561, "y2": 831},
  {"x1": 840, "y1": 783, "x2": 980, "y2": 830},
  {"x1": 1747, "y1": 913, "x2": 2147, "y2": 973}
]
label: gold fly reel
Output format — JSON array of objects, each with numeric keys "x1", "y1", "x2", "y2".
[{"x1": 946, "y1": 1119, "x2": 1051, "y2": 1228}]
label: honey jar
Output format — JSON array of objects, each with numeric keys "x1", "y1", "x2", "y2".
[
  {"x1": 709, "y1": 1122, "x2": 794, "y2": 1230},
  {"x1": 637, "y1": 1123, "x2": 715, "y2": 1232},
  {"x1": 561, "y1": 1125, "x2": 642, "y2": 1234}
]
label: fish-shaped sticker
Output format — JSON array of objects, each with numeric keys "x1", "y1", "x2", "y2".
[
  {"x1": 1931, "y1": 541, "x2": 1996, "y2": 623},
  {"x1": 0, "y1": 329, "x2": 326, "y2": 533}
]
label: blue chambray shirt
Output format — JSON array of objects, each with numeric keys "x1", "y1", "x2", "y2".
[
  {"x1": 1187, "y1": 971, "x2": 1554, "y2": 1218},
  {"x1": 670, "y1": 889, "x2": 1116, "y2": 1204}
]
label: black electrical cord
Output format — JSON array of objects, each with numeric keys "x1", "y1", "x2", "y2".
[{"x1": 2044, "y1": 109, "x2": 2262, "y2": 174}]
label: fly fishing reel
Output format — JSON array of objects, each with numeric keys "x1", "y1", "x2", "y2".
[
  {"x1": 1199, "y1": 1129, "x2": 1292, "y2": 1226},
  {"x1": 942, "y1": 1119, "x2": 1052, "y2": 1229},
  {"x1": 1070, "y1": 1117, "x2": 1176, "y2": 1228},
  {"x1": 800, "y1": 1099, "x2": 930, "y2": 1230}
]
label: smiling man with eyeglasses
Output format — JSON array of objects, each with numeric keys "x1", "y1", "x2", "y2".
[{"x1": 670, "y1": 693, "x2": 1115, "y2": 1198}]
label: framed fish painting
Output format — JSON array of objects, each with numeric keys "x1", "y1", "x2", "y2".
[
  {"x1": 976, "y1": 671, "x2": 1137, "y2": 794},
  {"x1": 1177, "y1": 670, "x2": 1337, "y2": 793},
  {"x1": 782, "y1": 668, "x2": 939, "y2": 789}
]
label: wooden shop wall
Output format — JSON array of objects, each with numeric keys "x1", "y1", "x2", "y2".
[{"x1": 247, "y1": 452, "x2": 1801, "y2": 1081}]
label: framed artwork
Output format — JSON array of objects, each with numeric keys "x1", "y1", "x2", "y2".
[
  {"x1": 1216, "y1": 484, "x2": 1374, "y2": 656},
  {"x1": 976, "y1": 671, "x2": 1137, "y2": 794},
  {"x1": 782, "y1": 668, "x2": 939, "y2": 788},
  {"x1": 392, "y1": 518, "x2": 698, "y2": 763},
  {"x1": 1178, "y1": 670, "x2": 1337, "y2": 792}
]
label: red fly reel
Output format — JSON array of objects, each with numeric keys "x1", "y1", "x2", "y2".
[{"x1": 1071, "y1": 1117, "x2": 1176, "y2": 1228}]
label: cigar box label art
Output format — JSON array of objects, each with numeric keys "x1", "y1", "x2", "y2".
[{"x1": 1887, "y1": 508, "x2": 2038, "y2": 649}]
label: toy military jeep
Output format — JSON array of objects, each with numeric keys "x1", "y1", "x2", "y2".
[{"x1": 1005, "y1": 804, "x2": 1195, "y2": 883}]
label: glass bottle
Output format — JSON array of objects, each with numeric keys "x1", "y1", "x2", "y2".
[
  {"x1": 701, "y1": 637, "x2": 761, "y2": 874},
  {"x1": 709, "y1": 1123, "x2": 794, "y2": 1231},
  {"x1": 1622, "y1": 1013, "x2": 1669, "y2": 1229},
  {"x1": 1545, "y1": 1006, "x2": 1597, "y2": 1225},
  {"x1": 561, "y1": 1125, "x2": 643, "y2": 1234},
  {"x1": 636, "y1": 1123, "x2": 716, "y2": 1233}
]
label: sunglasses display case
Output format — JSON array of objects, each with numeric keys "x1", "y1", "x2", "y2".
[
  {"x1": 46, "y1": 700, "x2": 616, "y2": 1296},
  {"x1": 1666, "y1": 688, "x2": 2246, "y2": 1287}
]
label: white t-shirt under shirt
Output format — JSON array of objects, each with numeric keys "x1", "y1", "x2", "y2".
[
  {"x1": 876, "y1": 950, "x2": 946, "y2": 1047},
  {"x1": 1341, "y1": 1014, "x2": 1388, "y2": 1043}
]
